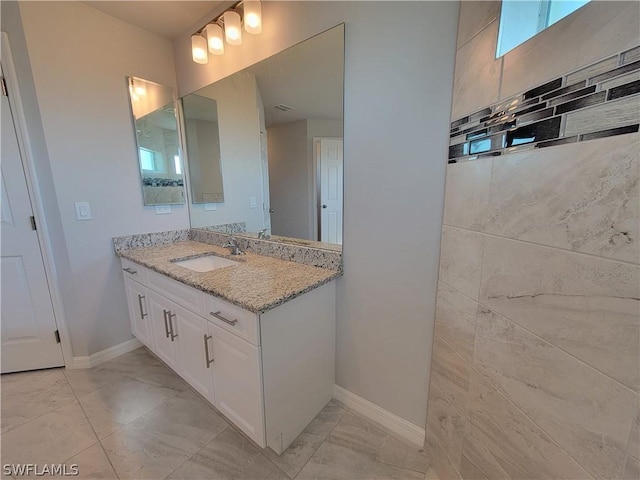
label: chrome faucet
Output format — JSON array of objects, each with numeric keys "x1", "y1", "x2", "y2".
[
  {"x1": 257, "y1": 229, "x2": 270, "y2": 239},
  {"x1": 223, "y1": 237, "x2": 244, "y2": 255}
]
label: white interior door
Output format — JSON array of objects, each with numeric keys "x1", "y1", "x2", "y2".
[
  {"x1": 319, "y1": 138, "x2": 343, "y2": 244},
  {"x1": 259, "y1": 130, "x2": 272, "y2": 233},
  {"x1": 1, "y1": 69, "x2": 64, "y2": 373}
]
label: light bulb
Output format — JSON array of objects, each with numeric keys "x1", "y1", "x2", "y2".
[
  {"x1": 223, "y1": 11, "x2": 242, "y2": 45},
  {"x1": 243, "y1": 1, "x2": 262, "y2": 34},
  {"x1": 205, "y1": 23, "x2": 224, "y2": 55},
  {"x1": 191, "y1": 34, "x2": 208, "y2": 64}
]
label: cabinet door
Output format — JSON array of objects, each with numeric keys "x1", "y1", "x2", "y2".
[
  {"x1": 124, "y1": 277, "x2": 152, "y2": 348},
  {"x1": 209, "y1": 322, "x2": 265, "y2": 447},
  {"x1": 147, "y1": 290, "x2": 180, "y2": 371},
  {"x1": 173, "y1": 304, "x2": 215, "y2": 403}
]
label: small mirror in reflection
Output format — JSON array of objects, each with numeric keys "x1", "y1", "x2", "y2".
[{"x1": 127, "y1": 76, "x2": 185, "y2": 205}]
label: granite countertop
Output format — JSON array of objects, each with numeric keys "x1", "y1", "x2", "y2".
[{"x1": 118, "y1": 241, "x2": 341, "y2": 313}]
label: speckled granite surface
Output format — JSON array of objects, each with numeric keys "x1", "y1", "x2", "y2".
[
  {"x1": 117, "y1": 241, "x2": 340, "y2": 313},
  {"x1": 189, "y1": 229, "x2": 343, "y2": 271},
  {"x1": 113, "y1": 229, "x2": 190, "y2": 254},
  {"x1": 197, "y1": 222, "x2": 247, "y2": 234}
]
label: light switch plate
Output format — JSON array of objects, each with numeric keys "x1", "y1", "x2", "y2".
[
  {"x1": 204, "y1": 203, "x2": 217, "y2": 211},
  {"x1": 75, "y1": 202, "x2": 92, "y2": 221},
  {"x1": 250, "y1": 196, "x2": 257, "y2": 209},
  {"x1": 155, "y1": 205, "x2": 171, "y2": 215}
]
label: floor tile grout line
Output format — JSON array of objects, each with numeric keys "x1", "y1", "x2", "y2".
[
  {"x1": 0, "y1": 368, "x2": 78, "y2": 437},
  {"x1": 292, "y1": 403, "x2": 348, "y2": 479},
  {"x1": 159, "y1": 424, "x2": 232, "y2": 480},
  {"x1": 60, "y1": 367, "x2": 121, "y2": 480}
]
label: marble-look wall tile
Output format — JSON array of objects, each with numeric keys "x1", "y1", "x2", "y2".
[
  {"x1": 460, "y1": 456, "x2": 489, "y2": 480},
  {"x1": 501, "y1": 1, "x2": 640, "y2": 99},
  {"x1": 434, "y1": 282, "x2": 478, "y2": 363},
  {"x1": 480, "y1": 236, "x2": 640, "y2": 393},
  {"x1": 564, "y1": 95, "x2": 640, "y2": 136},
  {"x1": 451, "y1": 21, "x2": 502, "y2": 120},
  {"x1": 463, "y1": 371, "x2": 594, "y2": 480},
  {"x1": 474, "y1": 307, "x2": 637, "y2": 479},
  {"x1": 624, "y1": 455, "x2": 640, "y2": 480},
  {"x1": 486, "y1": 133, "x2": 639, "y2": 263},
  {"x1": 456, "y1": 1, "x2": 501, "y2": 49},
  {"x1": 625, "y1": 402, "x2": 640, "y2": 479},
  {"x1": 425, "y1": 435, "x2": 462, "y2": 480},
  {"x1": 443, "y1": 158, "x2": 492, "y2": 231},
  {"x1": 439, "y1": 227, "x2": 485, "y2": 301},
  {"x1": 427, "y1": 336, "x2": 472, "y2": 472}
]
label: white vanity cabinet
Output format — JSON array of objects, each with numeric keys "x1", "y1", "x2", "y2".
[{"x1": 120, "y1": 257, "x2": 335, "y2": 454}]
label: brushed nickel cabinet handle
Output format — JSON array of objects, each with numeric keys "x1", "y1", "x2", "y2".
[
  {"x1": 203, "y1": 334, "x2": 214, "y2": 368},
  {"x1": 209, "y1": 311, "x2": 238, "y2": 326},
  {"x1": 137, "y1": 294, "x2": 147, "y2": 319},
  {"x1": 168, "y1": 312, "x2": 178, "y2": 341},
  {"x1": 163, "y1": 309, "x2": 170, "y2": 338},
  {"x1": 123, "y1": 267, "x2": 137, "y2": 274}
]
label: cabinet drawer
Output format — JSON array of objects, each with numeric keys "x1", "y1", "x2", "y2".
[
  {"x1": 121, "y1": 258, "x2": 148, "y2": 284},
  {"x1": 205, "y1": 295, "x2": 260, "y2": 346},
  {"x1": 147, "y1": 269, "x2": 205, "y2": 316}
]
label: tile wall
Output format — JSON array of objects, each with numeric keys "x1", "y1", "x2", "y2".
[{"x1": 426, "y1": 2, "x2": 640, "y2": 479}]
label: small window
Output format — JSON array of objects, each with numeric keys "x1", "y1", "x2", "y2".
[
  {"x1": 496, "y1": 0, "x2": 590, "y2": 57},
  {"x1": 139, "y1": 147, "x2": 163, "y2": 172}
]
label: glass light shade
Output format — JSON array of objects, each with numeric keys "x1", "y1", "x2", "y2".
[
  {"x1": 243, "y1": 1, "x2": 262, "y2": 34},
  {"x1": 191, "y1": 34, "x2": 208, "y2": 64},
  {"x1": 223, "y1": 11, "x2": 242, "y2": 45},
  {"x1": 205, "y1": 23, "x2": 224, "y2": 55}
]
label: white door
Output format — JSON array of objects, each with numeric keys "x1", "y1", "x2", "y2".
[
  {"x1": 147, "y1": 291, "x2": 180, "y2": 372},
  {"x1": 259, "y1": 131, "x2": 272, "y2": 233},
  {"x1": 319, "y1": 138, "x2": 343, "y2": 244},
  {"x1": 1, "y1": 70, "x2": 64, "y2": 373},
  {"x1": 174, "y1": 304, "x2": 215, "y2": 403},
  {"x1": 124, "y1": 277, "x2": 152, "y2": 348},
  {"x1": 209, "y1": 322, "x2": 265, "y2": 446}
]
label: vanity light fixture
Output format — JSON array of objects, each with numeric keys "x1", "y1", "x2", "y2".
[
  {"x1": 191, "y1": 34, "x2": 208, "y2": 64},
  {"x1": 223, "y1": 11, "x2": 242, "y2": 45},
  {"x1": 243, "y1": 1, "x2": 262, "y2": 34},
  {"x1": 190, "y1": 1, "x2": 263, "y2": 64},
  {"x1": 205, "y1": 23, "x2": 225, "y2": 55}
]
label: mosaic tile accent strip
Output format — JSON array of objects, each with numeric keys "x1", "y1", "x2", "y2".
[
  {"x1": 112, "y1": 229, "x2": 190, "y2": 254},
  {"x1": 448, "y1": 45, "x2": 640, "y2": 163}
]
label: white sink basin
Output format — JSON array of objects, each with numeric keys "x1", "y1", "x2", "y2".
[{"x1": 173, "y1": 254, "x2": 239, "y2": 272}]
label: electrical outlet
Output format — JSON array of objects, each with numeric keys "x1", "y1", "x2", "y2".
[
  {"x1": 155, "y1": 205, "x2": 171, "y2": 215},
  {"x1": 250, "y1": 196, "x2": 257, "y2": 209}
]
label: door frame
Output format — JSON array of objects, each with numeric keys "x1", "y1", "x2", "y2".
[{"x1": 1, "y1": 32, "x2": 74, "y2": 368}]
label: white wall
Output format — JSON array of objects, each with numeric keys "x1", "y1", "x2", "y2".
[
  {"x1": 174, "y1": 1, "x2": 459, "y2": 427},
  {"x1": 13, "y1": 1, "x2": 188, "y2": 356},
  {"x1": 267, "y1": 120, "x2": 309, "y2": 239},
  {"x1": 188, "y1": 72, "x2": 264, "y2": 231}
]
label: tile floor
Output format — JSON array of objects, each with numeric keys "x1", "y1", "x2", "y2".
[{"x1": 1, "y1": 347, "x2": 437, "y2": 480}]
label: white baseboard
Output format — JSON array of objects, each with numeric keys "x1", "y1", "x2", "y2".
[
  {"x1": 333, "y1": 385, "x2": 425, "y2": 447},
  {"x1": 67, "y1": 337, "x2": 143, "y2": 369}
]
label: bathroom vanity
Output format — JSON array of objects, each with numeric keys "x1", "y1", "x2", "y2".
[{"x1": 117, "y1": 240, "x2": 339, "y2": 454}]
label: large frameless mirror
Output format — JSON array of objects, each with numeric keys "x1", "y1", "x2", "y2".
[
  {"x1": 127, "y1": 76, "x2": 185, "y2": 205},
  {"x1": 182, "y1": 24, "x2": 344, "y2": 249}
]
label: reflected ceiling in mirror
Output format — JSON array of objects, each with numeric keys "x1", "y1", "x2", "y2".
[
  {"x1": 127, "y1": 76, "x2": 185, "y2": 205},
  {"x1": 183, "y1": 24, "x2": 344, "y2": 248}
]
